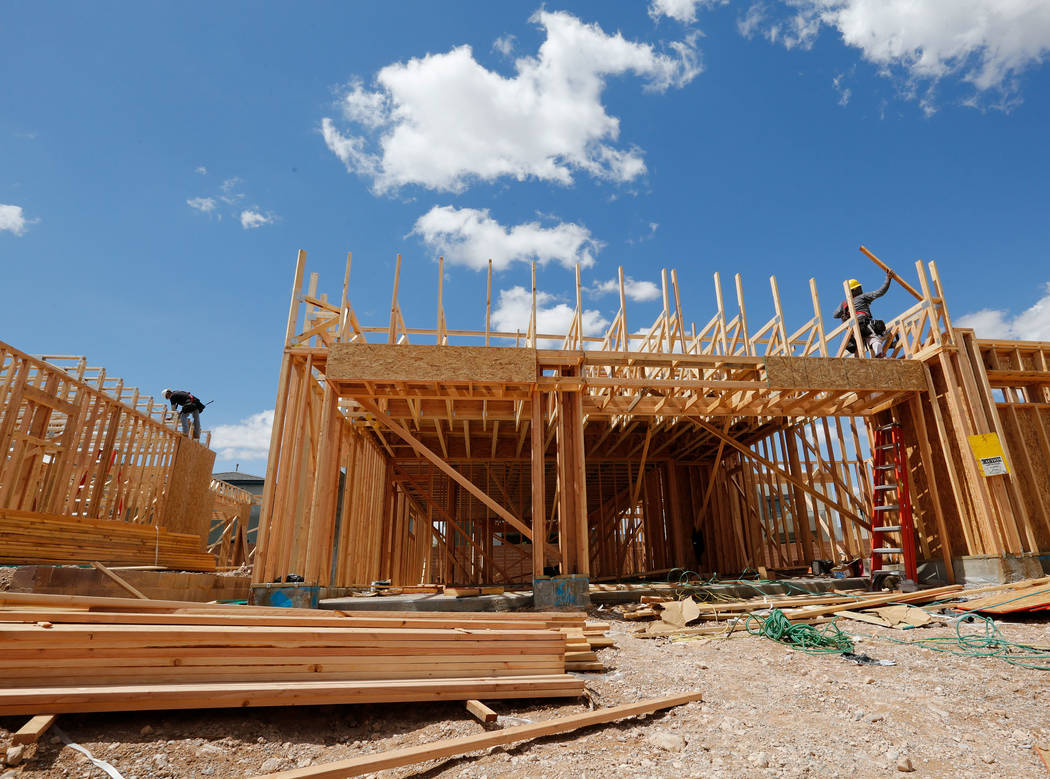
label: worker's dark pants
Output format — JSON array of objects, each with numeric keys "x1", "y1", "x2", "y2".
[
  {"x1": 179, "y1": 409, "x2": 201, "y2": 439},
  {"x1": 845, "y1": 318, "x2": 879, "y2": 356}
]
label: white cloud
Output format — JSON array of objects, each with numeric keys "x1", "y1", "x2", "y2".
[
  {"x1": 195, "y1": 166, "x2": 208, "y2": 175},
  {"x1": 749, "y1": 1, "x2": 1050, "y2": 105},
  {"x1": 220, "y1": 177, "x2": 245, "y2": 204},
  {"x1": 0, "y1": 204, "x2": 30, "y2": 236},
  {"x1": 832, "y1": 72, "x2": 851, "y2": 106},
  {"x1": 322, "y1": 10, "x2": 701, "y2": 193},
  {"x1": 649, "y1": 0, "x2": 726, "y2": 24},
  {"x1": 211, "y1": 410, "x2": 274, "y2": 462},
  {"x1": 187, "y1": 197, "x2": 218, "y2": 213},
  {"x1": 492, "y1": 286, "x2": 610, "y2": 340},
  {"x1": 493, "y1": 34, "x2": 516, "y2": 57},
  {"x1": 590, "y1": 276, "x2": 661, "y2": 302},
  {"x1": 240, "y1": 209, "x2": 275, "y2": 230},
  {"x1": 957, "y1": 283, "x2": 1050, "y2": 342},
  {"x1": 411, "y1": 205, "x2": 601, "y2": 270},
  {"x1": 738, "y1": 3, "x2": 767, "y2": 37}
]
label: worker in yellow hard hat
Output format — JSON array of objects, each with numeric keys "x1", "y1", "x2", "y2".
[{"x1": 833, "y1": 271, "x2": 893, "y2": 356}]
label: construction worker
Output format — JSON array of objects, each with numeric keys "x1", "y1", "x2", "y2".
[
  {"x1": 163, "y1": 388, "x2": 204, "y2": 440},
  {"x1": 834, "y1": 271, "x2": 893, "y2": 357}
]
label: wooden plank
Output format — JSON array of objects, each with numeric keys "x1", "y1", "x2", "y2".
[
  {"x1": 11, "y1": 713, "x2": 57, "y2": 744},
  {"x1": 254, "y1": 692, "x2": 703, "y2": 778},
  {"x1": 0, "y1": 675, "x2": 586, "y2": 716}
]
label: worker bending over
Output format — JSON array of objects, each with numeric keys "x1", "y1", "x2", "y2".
[
  {"x1": 834, "y1": 271, "x2": 893, "y2": 357},
  {"x1": 163, "y1": 388, "x2": 204, "y2": 440}
]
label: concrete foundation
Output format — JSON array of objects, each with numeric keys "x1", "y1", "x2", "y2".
[
  {"x1": 918, "y1": 554, "x2": 1046, "y2": 585},
  {"x1": 533, "y1": 575, "x2": 590, "y2": 610}
]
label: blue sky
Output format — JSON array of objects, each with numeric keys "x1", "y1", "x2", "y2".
[{"x1": 3, "y1": 1, "x2": 1050, "y2": 474}]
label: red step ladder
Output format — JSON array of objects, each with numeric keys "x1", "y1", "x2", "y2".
[{"x1": 869, "y1": 422, "x2": 917, "y2": 584}]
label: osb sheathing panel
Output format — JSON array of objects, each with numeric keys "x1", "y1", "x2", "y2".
[
  {"x1": 161, "y1": 438, "x2": 215, "y2": 543},
  {"x1": 998, "y1": 404, "x2": 1050, "y2": 550},
  {"x1": 328, "y1": 343, "x2": 536, "y2": 384},
  {"x1": 765, "y1": 357, "x2": 924, "y2": 391}
]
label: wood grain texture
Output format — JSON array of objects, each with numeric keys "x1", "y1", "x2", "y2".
[
  {"x1": 327, "y1": 343, "x2": 536, "y2": 384},
  {"x1": 765, "y1": 356, "x2": 925, "y2": 391}
]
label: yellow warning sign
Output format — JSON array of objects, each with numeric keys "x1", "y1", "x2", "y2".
[{"x1": 968, "y1": 433, "x2": 1009, "y2": 477}]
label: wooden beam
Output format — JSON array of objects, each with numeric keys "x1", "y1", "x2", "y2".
[
  {"x1": 859, "y1": 245, "x2": 923, "y2": 301},
  {"x1": 531, "y1": 393, "x2": 547, "y2": 579}
]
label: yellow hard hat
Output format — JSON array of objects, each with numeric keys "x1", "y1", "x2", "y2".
[{"x1": 847, "y1": 279, "x2": 862, "y2": 290}]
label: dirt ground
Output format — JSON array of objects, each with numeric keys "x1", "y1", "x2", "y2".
[{"x1": 2, "y1": 607, "x2": 1048, "y2": 779}]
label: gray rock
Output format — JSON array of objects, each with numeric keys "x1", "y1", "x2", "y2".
[
  {"x1": 896, "y1": 756, "x2": 915, "y2": 772},
  {"x1": 4, "y1": 745, "x2": 25, "y2": 767},
  {"x1": 196, "y1": 744, "x2": 225, "y2": 759},
  {"x1": 260, "y1": 757, "x2": 284, "y2": 773},
  {"x1": 647, "y1": 731, "x2": 686, "y2": 753},
  {"x1": 749, "y1": 751, "x2": 769, "y2": 768}
]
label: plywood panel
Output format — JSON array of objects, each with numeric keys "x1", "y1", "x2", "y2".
[
  {"x1": 162, "y1": 438, "x2": 216, "y2": 540},
  {"x1": 328, "y1": 344, "x2": 536, "y2": 384},
  {"x1": 765, "y1": 357, "x2": 924, "y2": 391}
]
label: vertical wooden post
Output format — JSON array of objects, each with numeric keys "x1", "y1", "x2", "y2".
[
  {"x1": 530, "y1": 392, "x2": 546, "y2": 580},
  {"x1": 303, "y1": 383, "x2": 341, "y2": 585},
  {"x1": 809, "y1": 278, "x2": 828, "y2": 357},
  {"x1": 388, "y1": 254, "x2": 402, "y2": 344},
  {"x1": 255, "y1": 250, "x2": 307, "y2": 582},
  {"x1": 485, "y1": 259, "x2": 492, "y2": 347}
]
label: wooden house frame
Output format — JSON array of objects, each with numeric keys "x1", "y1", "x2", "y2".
[{"x1": 253, "y1": 249, "x2": 1050, "y2": 587}]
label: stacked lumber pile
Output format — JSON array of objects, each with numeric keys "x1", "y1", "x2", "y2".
[
  {"x1": 0, "y1": 592, "x2": 588, "y2": 716},
  {"x1": 331, "y1": 609, "x2": 616, "y2": 672},
  {"x1": 0, "y1": 508, "x2": 215, "y2": 571}
]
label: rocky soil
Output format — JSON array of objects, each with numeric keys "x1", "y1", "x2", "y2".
[{"x1": 2, "y1": 608, "x2": 1048, "y2": 778}]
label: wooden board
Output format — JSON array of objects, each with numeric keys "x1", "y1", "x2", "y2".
[
  {"x1": 161, "y1": 437, "x2": 216, "y2": 539},
  {"x1": 327, "y1": 343, "x2": 536, "y2": 384},
  {"x1": 0, "y1": 676, "x2": 586, "y2": 716},
  {"x1": 765, "y1": 356, "x2": 925, "y2": 391}
]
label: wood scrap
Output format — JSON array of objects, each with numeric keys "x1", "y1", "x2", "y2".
[
  {"x1": 252, "y1": 691, "x2": 703, "y2": 778},
  {"x1": 12, "y1": 714, "x2": 57, "y2": 744},
  {"x1": 834, "y1": 605, "x2": 931, "y2": 629},
  {"x1": 444, "y1": 586, "x2": 505, "y2": 598},
  {"x1": 465, "y1": 699, "x2": 498, "y2": 723},
  {"x1": 654, "y1": 598, "x2": 702, "y2": 628},
  {"x1": 1036, "y1": 742, "x2": 1050, "y2": 773}
]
